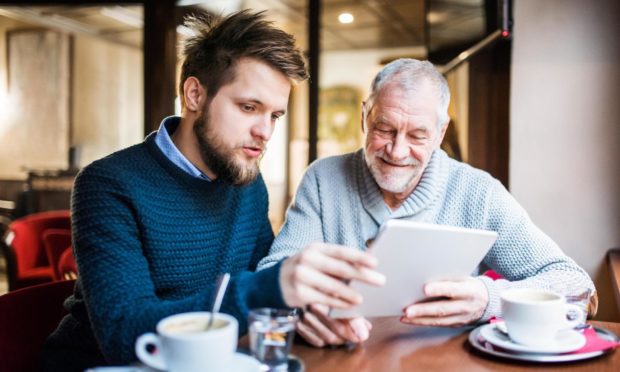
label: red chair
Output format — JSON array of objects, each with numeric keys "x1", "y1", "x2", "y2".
[
  {"x1": 58, "y1": 248, "x2": 78, "y2": 280},
  {"x1": 0, "y1": 279, "x2": 75, "y2": 372},
  {"x1": 42, "y1": 228, "x2": 72, "y2": 280},
  {"x1": 1, "y1": 210, "x2": 71, "y2": 290}
]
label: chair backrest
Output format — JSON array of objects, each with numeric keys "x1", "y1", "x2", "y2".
[
  {"x1": 43, "y1": 229, "x2": 72, "y2": 280},
  {"x1": 0, "y1": 279, "x2": 75, "y2": 372},
  {"x1": 4, "y1": 210, "x2": 70, "y2": 289},
  {"x1": 58, "y1": 248, "x2": 78, "y2": 280}
]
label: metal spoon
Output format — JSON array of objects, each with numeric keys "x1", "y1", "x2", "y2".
[
  {"x1": 494, "y1": 321, "x2": 509, "y2": 335},
  {"x1": 207, "y1": 273, "x2": 231, "y2": 331}
]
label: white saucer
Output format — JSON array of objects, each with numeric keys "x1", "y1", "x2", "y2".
[
  {"x1": 119, "y1": 353, "x2": 262, "y2": 372},
  {"x1": 231, "y1": 353, "x2": 262, "y2": 371},
  {"x1": 479, "y1": 323, "x2": 586, "y2": 354}
]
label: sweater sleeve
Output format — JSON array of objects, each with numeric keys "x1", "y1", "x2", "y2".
[
  {"x1": 71, "y1": 165, "x2": 284, "y2": 364},
  {"x1": 248, "y1": 180, "x2": 275, "y2": 271},
  {"x1": 477, "y1": 180, "x2": 595, "y2": 321},
  {"x1": 257, "y1": 165, "x2": 325, "y2": 270}
]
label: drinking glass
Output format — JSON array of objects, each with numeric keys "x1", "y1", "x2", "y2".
[
  {"x1": 565, "y1": 288, "x2": 593, "y2": 328},
  {"x1": 248, "y1": 308, "x2": 298, "y2": 371}
]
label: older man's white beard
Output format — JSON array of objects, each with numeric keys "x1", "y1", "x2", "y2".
[{"x1": 365, "y1": 150, "x2": 421, "y2": 194}]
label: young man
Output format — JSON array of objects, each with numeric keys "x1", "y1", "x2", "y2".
[
  {"x1": 42, "y1": 11, "x2": 383, "y2": 370},
  {"x1": 258, "y1": 58, "x2": 595, "y2": 347}
]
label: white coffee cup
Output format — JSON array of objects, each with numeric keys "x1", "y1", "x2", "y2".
[
  {"x1": 501, "y1": 289, "x2": 581, "y2": 347},
  {"x1": 135, "y1": 312, "x2": 238, "y2": 372}
]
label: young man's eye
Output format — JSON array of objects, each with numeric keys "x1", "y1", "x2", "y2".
[{"x1": 241, "y1": 104, "x2": 255, "y2": 112}]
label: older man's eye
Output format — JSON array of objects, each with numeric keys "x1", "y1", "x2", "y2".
[{"x1": 408, "y1": 131, "x2": 428, "y2": 141}]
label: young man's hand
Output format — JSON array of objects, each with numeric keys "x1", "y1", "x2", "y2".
[{"x1": 279, "y1": 242, "x2": 385, "y2": 309}]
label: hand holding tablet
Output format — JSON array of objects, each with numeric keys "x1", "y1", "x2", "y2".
[{"x1": 330, "y1": 220, "x2": 497, "y2": 319}]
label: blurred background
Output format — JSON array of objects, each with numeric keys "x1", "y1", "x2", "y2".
[{"x1": 0, "y1": 0, "x2": 618, "y2": 320}]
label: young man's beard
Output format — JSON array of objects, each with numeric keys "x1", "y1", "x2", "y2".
[{"x1": 193, "y1": 110, "x2": 260, "y2": 186}]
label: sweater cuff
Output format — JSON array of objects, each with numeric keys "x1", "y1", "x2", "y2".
[
  {"x1": 240, "y1": 260, "x2": 289, "y2": 311},
  {"x1": 478, "y1": 275, "x2": 503, "y2": 322}
]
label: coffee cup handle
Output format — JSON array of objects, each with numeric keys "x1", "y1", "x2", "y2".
[
  {"x1": 135, "y1": 333, "x2": 167, "y2": 371},
  {"x1": 564, "y1": 303, "x2": 584, "y2": 329}
]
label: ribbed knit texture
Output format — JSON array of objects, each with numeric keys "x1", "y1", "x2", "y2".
[
  {"x1": 42, "y1": 133, "x2": 286, "y2": 371},
  {"x1": 259, "y1": 149, "x2": 594, "y2": 322}
]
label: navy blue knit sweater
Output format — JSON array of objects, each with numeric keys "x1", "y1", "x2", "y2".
[{"x1": 43, "y1": 133, "x2": 286, "y2": 370}]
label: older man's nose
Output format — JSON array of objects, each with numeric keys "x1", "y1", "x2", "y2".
[{"x1": 386, "y1": 136, "x2": 409, "y2": 160}]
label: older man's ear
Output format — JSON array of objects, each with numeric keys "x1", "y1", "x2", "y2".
[
  {"x1": 360, "y1": 101, "x2": 368, "y2": 133},
  {"x1": 436, "y1": 119, "x2": 450, "y2": 146}
]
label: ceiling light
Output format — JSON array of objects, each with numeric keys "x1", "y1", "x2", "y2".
[
  {"x1": 427, "y1": 11, "x2": 447, "y2": 24},
  {"x1": 338, "y1": 13, "x2": 354, "y2": 24}
]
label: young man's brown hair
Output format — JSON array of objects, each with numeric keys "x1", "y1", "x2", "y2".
[{"x1": 179, "y1": 10, "x2": 308, "y2": 107}]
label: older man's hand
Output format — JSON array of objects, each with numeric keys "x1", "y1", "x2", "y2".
[
  {"x1": 400, "y1": 277, "x2": 488, "y2": 327},
  {"x1": 280, "y1": 243, "x2": 385, "y2": 309},
  {"x1": 296, "y1": 304, "x2": 372, "y2": 347}
]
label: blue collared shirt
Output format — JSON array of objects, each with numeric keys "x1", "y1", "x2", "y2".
[{"x1": 154, "y1": 116, "x2": 211, "y2": 181}]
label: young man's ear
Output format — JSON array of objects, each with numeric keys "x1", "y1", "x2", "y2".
[{"x1": 183, "y1": 77, "x2": 206, "y2": 112}]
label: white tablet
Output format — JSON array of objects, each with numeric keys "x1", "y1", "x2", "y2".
[{"x1": 330, "y1": 219, "x2": 498, "y2": 318}]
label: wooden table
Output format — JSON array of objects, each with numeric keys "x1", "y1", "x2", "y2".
[{"x1": 290, "y1": 318, "x2": 619, "y2": 371}]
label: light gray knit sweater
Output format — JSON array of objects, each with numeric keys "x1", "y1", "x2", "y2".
[{"x1": 258, "y1": 149, "x2": 594, "y2": 321}]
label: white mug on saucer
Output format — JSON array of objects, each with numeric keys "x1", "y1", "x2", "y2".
[
  {"x1": 501, "y1": 289, "x2": 581, "y2": 347},
  {"x1": 135, "y1": 312, "x2": 238, "y2": 372}
]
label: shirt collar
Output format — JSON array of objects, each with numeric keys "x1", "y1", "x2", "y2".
[{"x1": 154, "y1": 116, "x2": 212, "y2": 181}]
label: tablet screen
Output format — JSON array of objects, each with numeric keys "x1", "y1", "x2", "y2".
[{"x1": 331, "y1": 220, "x2": 497, "y2": 318}]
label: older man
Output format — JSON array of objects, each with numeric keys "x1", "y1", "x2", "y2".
[{"x1": 258, "y1": 58, "x2": 595, "y2": 347}]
